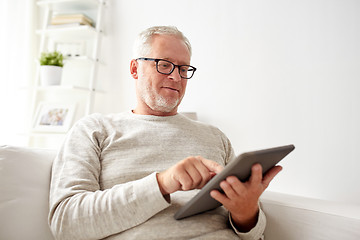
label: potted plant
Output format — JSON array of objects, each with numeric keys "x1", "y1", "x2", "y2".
[{"x1": 39, "y1": 51, "x2": 64, "y2": 86}]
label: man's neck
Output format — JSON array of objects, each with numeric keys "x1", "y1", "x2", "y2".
[{"x1": 132, "y1": 106, "x2": 178, "y2": 117}]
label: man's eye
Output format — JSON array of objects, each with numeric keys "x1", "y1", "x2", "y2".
[{"x1": 180, "y1": 67, "x2": 189, "y2": 72}]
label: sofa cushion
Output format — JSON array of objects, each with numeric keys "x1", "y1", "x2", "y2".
[{"x1": 0, "y1": 145, "x2": 56, "y2": 240}]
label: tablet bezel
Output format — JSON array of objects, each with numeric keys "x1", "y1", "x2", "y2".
[{"x1": 174, "y1": 144, "x2": 295, "y2": 220}]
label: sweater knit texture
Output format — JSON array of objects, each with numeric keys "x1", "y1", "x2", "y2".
[{"x1": 48, "y1": 111, "x2": 266, "y2": 240}]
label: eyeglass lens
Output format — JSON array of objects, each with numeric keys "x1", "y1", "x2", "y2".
[{"x1": 157, "y1": 60, "x2": 195, "y2": 79}]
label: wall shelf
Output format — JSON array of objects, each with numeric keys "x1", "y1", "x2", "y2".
[
  {"x1": 35, "y1": 85, "x2": 97, "y2": 92},
  {"x1": 37, "y1": 0, "x2": 101, "y2": 12},
  {"x1": 36, "y1": 25, "x2": 98, "y2": 40},
  {"x1": 29, "y1": 0, "x2": 107, "y2": 149}
]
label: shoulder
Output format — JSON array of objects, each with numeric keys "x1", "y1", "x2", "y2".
[
  {"x1": 177, "y1": 114, "x2": 232, "y2": 152},
  {"x1": 68, "y1": 112, "x2": 131, "y2": 139},
  {"x1": 74, "y1": 112, "x2": 130, "y2": 127},
  {"x1": 178, "y1": 115, "x2": 235, "y2": 163},
  {"x1": 179, "y1": 114, "x2": 228, "y2": 138},
  {"x1": 64, "y1": 112, "x2": 131, "y2": 147}
]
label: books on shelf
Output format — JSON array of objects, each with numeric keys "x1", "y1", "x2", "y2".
[
  {"x1": 51, "y1": 14, "x2": 94, "y2": 27},
  {"x1": 47, "y1": 23, "x2": 92, "y2": 29}
]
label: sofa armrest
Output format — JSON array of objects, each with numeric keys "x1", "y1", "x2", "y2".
[
  {"x1": 260, "y1": 191, "x2": 360, "y2": 240},
  {"x1": 0, "y1": 145, "x2": 56, "y2": 240}
]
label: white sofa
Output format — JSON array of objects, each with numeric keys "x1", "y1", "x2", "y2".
[{"x1": 1, "y1": 145, "x2": 359, "y2": 240}]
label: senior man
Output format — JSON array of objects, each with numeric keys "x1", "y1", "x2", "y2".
[{"x1": 49, "y1": 26, "x2": 281, "y2": 240}]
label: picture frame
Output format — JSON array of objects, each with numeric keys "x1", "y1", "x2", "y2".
[
  {"x1": 53, "y1": 40, "x2": 86, "y2": 58},
  {"x1": 33, "y1": 102, "x2": 76, "y2": 132}
]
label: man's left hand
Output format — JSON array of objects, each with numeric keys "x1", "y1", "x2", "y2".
[{"x1": 210, "y1": 164, "x2": 282, "y2": 232}]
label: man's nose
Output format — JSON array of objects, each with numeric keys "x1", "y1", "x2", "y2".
[{"x1": 168, "y1": 67, "x2": 182, "y2": 81}]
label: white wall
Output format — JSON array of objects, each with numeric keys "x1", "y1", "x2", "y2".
[
  {"x1": 95, "y1": 0, "x2": 360, "y2": 205},
  {"x1": 2, "y1": 0, "x2": 358, "y2": 204}
]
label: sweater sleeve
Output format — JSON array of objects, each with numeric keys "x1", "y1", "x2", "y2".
[
  {"x1": 48, "y1": 115, "x2": 170, "y2": 240},
  {"x1": 229, "y1": 208, "x2": 266, "y2": 240}
]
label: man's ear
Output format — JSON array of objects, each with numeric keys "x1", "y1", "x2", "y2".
[{"x1": 130, "y1": 59, "x2": 139, "y2": 79}]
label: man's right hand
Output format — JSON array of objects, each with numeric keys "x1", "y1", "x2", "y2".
[{"x1": 156, "y1": 156, "x2": 224, "y2": 195}]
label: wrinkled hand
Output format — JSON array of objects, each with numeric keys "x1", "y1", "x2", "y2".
[
  {"x1": 157, "y1": 156, "x2": 224, "y2": 195},
  {"x1": 210, "y1": 164, "x2": 282, "y2": 232}
]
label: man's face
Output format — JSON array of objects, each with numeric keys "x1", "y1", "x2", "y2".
[{"x1": 133, "y1": 34, "x2": 191, "y2": 116}]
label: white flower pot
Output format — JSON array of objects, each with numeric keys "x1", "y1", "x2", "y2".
[{"x1": 40, "y1": 65, "x2": 63, "y2": 86}]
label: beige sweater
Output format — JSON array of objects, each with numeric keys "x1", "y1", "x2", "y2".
[{"x1": 48, "y1": 111, "x2": 266, "y2": 240}]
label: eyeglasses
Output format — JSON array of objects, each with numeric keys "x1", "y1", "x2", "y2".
[{"x1": 136, "y1": 58, "x2": 197, "y2": 79}]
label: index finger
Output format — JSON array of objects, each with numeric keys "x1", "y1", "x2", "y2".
[{"x1": 196, "y1": 156, "x2": 224, "y2": 174}]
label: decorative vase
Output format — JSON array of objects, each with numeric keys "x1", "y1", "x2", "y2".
[{"x1": 40, "y1": 65, "x2": 63, "y2": 86}]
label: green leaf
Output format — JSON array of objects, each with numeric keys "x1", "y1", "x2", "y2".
[{"x1": 39, "y1": 51, "x2": 64, "y2": 67}]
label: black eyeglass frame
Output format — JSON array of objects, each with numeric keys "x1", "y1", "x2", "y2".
[{"x1": 136, "y1": 57, "x2": 197, "y2": 79}]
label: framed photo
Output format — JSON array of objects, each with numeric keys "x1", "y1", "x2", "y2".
[
  {"x1": 33, "y1": 102, "x2": 76, "y2": 132},
  {"x1": 53, "y1": 40, "x2": 86, "y2": 58}
]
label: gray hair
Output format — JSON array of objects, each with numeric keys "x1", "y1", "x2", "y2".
[{"x1": 132, "y1": 26, "x2": 192, "y2": 58}]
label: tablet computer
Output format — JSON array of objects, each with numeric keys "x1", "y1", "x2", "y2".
[{"x1": 174, "y1": 144, "x2": 295, "y2": 220}]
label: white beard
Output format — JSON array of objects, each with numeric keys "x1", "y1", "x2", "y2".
[{"x1": 139, "y1": 83, "x2": 181, "y2": 113}]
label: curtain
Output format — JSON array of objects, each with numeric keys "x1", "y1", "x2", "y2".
[{"x1": 0, "y1": 0, "x2": 36, "y2": 145}]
